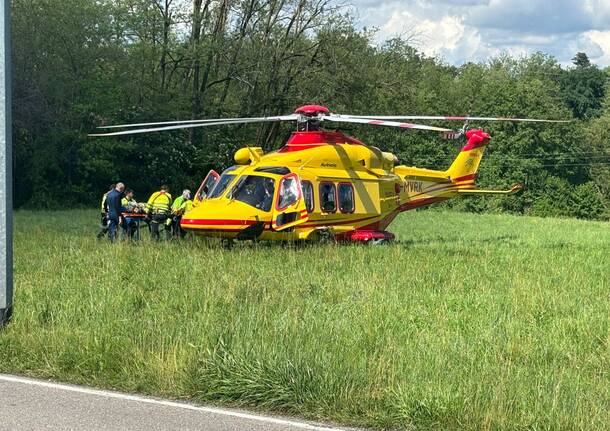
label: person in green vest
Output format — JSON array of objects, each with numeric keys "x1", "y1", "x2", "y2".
[
  {"x1": 121, "y1": 189, "x2": 138, "y2": 239},
  {"x1": 168, "y1": 189, "x2": 193, "y2": 238}
]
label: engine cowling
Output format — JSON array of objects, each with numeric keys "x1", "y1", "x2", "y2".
[{"x1": 234, "y1": 147, "x2": 264, "y2": 165}]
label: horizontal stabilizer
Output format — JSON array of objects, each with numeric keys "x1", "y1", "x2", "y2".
[{"x1": 457, "y1": 184, "x2": 523, "y2": 195}]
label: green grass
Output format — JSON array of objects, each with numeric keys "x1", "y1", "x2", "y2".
[{"x1": 1, "y1": 209, "x2": 609, "y2": 430}]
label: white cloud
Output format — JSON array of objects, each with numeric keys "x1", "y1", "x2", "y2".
[
  {"x1": 380, "y1": 10, "x2": 464, "y2": 48},
  {"x1": 580, "y1": 30, "x2": 610, "y2": 65},
  {"x1": 467, "y1": 0, "x2": 593, "y2": 35},
  {"x1": 345, "y1": 0, "x2": 610, "y2": 67},
  {"x1": 379, "y1": 12, "x2": 487, "y2": 63}
]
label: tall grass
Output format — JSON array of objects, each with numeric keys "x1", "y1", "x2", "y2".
[{"x1": 2, "y1": 209, "x2": 609, "y2": 430}]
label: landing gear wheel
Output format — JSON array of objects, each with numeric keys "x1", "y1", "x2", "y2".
[
  {"x1": 221, "y1": 238, "x2": 235, "y2": 250},
  {"x1": 370, "y1": 238, "x2": 390, "y2": 246},
  {"x1": 316, "y1": 227, "x2": 334, "y2": 244}
]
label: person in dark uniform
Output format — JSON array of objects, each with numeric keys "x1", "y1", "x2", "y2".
[{"x1": 106, "y1": 182, "x2": 125, "y2": 243}]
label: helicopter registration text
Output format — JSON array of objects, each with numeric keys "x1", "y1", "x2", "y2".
[{"x1": 405, "y1": 180, "x2": 423, "y2": 193}]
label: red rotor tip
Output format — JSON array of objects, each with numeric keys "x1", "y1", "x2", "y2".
[{"x1": 294, "y1": 105, "x2": 330, "y2": 116}]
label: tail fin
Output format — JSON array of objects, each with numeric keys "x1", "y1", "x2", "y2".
[{"x1": 445, "y1": 129, "x2": 491, "y2": 181}]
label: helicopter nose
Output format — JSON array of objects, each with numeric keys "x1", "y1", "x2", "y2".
[
  {"x1": 181, "y1": 217, "x2": 267, "y2": 230},
  {"x1": 180, "y1": 202, "x2": 271, "y2": 236}
]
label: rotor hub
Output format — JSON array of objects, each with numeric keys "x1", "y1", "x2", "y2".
[{"x1": 294, "y1": 105, "x2": 330, "y2": 116}]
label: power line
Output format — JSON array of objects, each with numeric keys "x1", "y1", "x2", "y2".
[
  {"x1": 409, "y1": 154, "x2": 610, "y2": 164},
  {"x1": 406, "y1": 159, "x2": 610, "y2": 169},
  {"x1": 505, "y1": 153, "x2": 609, "y2": 158},
  {"x1": 532, "y1": 162, "x2": 610, "y2": 168},
  {"x1": 486, "y1": 154, "x2": 610, "y2": 160},
  {"x1": 439, "y1": 153, "x2": 610, "y2": 159}
]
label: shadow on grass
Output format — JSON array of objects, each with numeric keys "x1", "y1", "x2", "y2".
[
  {"x1": 99, "y1": 233, "x2": 531, "y2": 253},
  {"x1": 164, "y1": 234, "x2": 525, "y2": 251},
  {"x1": 394, "y1": 234, "x2": 519, "y2": 249}
]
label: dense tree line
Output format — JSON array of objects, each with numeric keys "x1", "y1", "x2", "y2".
[{"x1": 11, "y1": 0, "x2": 610, "y2": 219}]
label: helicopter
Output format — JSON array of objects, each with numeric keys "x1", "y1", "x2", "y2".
[{"x1": 91, "y1": 105, "x2": 568, "y2": 244}]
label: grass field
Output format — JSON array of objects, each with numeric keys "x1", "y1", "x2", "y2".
[{"x1": 1, "y1": 209, "x2": 609, "y2": 430}]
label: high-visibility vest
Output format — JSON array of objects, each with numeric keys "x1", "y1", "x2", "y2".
[
  {"x1": 122, "y1": 197, "x2": 137, "y2": 212},
  {"x1": 171, "y1": 197, "x2": 193, "y2": 214},
  {"x1": 147, "y1": 191, "x2": 172, "y2": 214},
  {"x1": 171, "y1": 196, "x2": 184, "y2": 211},
  {"x1": 100, "y1": 192, "x2": 109, "y2": 212}
]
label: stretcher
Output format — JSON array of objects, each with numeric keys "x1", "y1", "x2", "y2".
[{"x1": 121, "y1": 213, "x2": 148, "y2": 241}]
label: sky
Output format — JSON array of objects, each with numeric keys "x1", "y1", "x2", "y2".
[{"x1": 344, "y1": 0, "x2": 610, "y2": 67}]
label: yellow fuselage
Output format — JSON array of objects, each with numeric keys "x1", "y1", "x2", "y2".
[{"x1": 181, "y1": 130, "x2": 485, "y2": 242}]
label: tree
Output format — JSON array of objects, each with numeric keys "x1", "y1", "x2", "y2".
[
  {"x1": 9, "y1": 1, "x2": 609, "y2": 219},
  {"x1": 560, "y1": 52, "x2": 607, "y2": 119},
  {"x1": 572, "y1": 52, "x2": 591, "y2": 68}
]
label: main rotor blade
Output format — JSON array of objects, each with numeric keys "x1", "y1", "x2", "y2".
[
  {"x1": 89, "y1": 115, "x2": 299, "y2": 137},
  {"x1": 97, "y1": 116, "x2": 283, "y2": 129},
  {"x1": 324, "y1": 116, "x2": 454, "y2": 132},
  {"x1": 338, "y1": 114, "x2": 571, "y2": 123}
]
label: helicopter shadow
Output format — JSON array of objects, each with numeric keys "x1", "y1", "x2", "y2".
[{"x1": 393, "y1": 233, "x2": 519, "y2": 249}]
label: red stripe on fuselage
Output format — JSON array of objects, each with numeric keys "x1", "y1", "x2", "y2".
[
  {"x1": 192, "y1": 228, "x2": 245, "y2": 232},
  {"x1": 452, "y1": 173, "x2": 477, "y2": 182},
  {"x1": 399, "y1": 197, "x2": 446, "y2": 211},
  {"x1": 182, "y1": 196, "x2": 447, "y2": 237},
  {"x1": 300, "y1": 215, "x2": 378, "y2": 228},
  {"x1": 182, "y1": 218, "x2": 261, "y2": 226}
]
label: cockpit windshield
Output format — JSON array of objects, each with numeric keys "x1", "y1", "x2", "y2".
[
  {"x1": 228, "y1": 175, "x2": 275, "y2": 212},
  {"x1": 207, "y1": 167, "x2": 238, "y2": 199}
]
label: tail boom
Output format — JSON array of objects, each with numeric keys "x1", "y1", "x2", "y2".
[{"x1": 392, "y1": 129, "x2": 497, "y2": 211}]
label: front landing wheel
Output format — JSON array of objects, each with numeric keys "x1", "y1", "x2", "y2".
[
  {"x1": 221, "y1": 238, "x2": 235, "y2": 250},
  {"x1": 314, "y1": 227, "x2": 335, "y2": 244}
]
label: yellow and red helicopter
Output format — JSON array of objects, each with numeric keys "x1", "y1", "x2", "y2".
[{"x1": 92, "y1": 105, "x2": 567, "y2": 244}]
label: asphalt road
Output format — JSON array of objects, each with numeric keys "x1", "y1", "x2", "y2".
[{"x1": 0, "y1": 374, "x2": 354, "y2": 431}]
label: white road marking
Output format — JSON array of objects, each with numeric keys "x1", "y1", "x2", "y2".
[{"x1": 0, "y1": 374, "x2": 347, "y2": 431}]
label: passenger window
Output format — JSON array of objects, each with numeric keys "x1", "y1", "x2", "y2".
[
  {"x1": 277, "y1": 174, "x2": 300, "y2": 210},
  {"x1": 302, "y1": 181, "x2": 314, "y2": 213},
  {"x1": 319, "y1": 182, "x2": 336, "y2": 213},
  {"x1": 339, "y1": 183, "x2": 355, "y2": 213}
]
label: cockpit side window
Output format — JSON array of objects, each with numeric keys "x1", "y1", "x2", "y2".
[
  {"x1": 277, "y1": 174, "x2": 301, "y2": 211},
  {"x1": 229, "y1": 175, "x2": 275, "y2": 212},
  {"x1": 196, "y1": 170, "x2": 220, "y2": 201}
]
